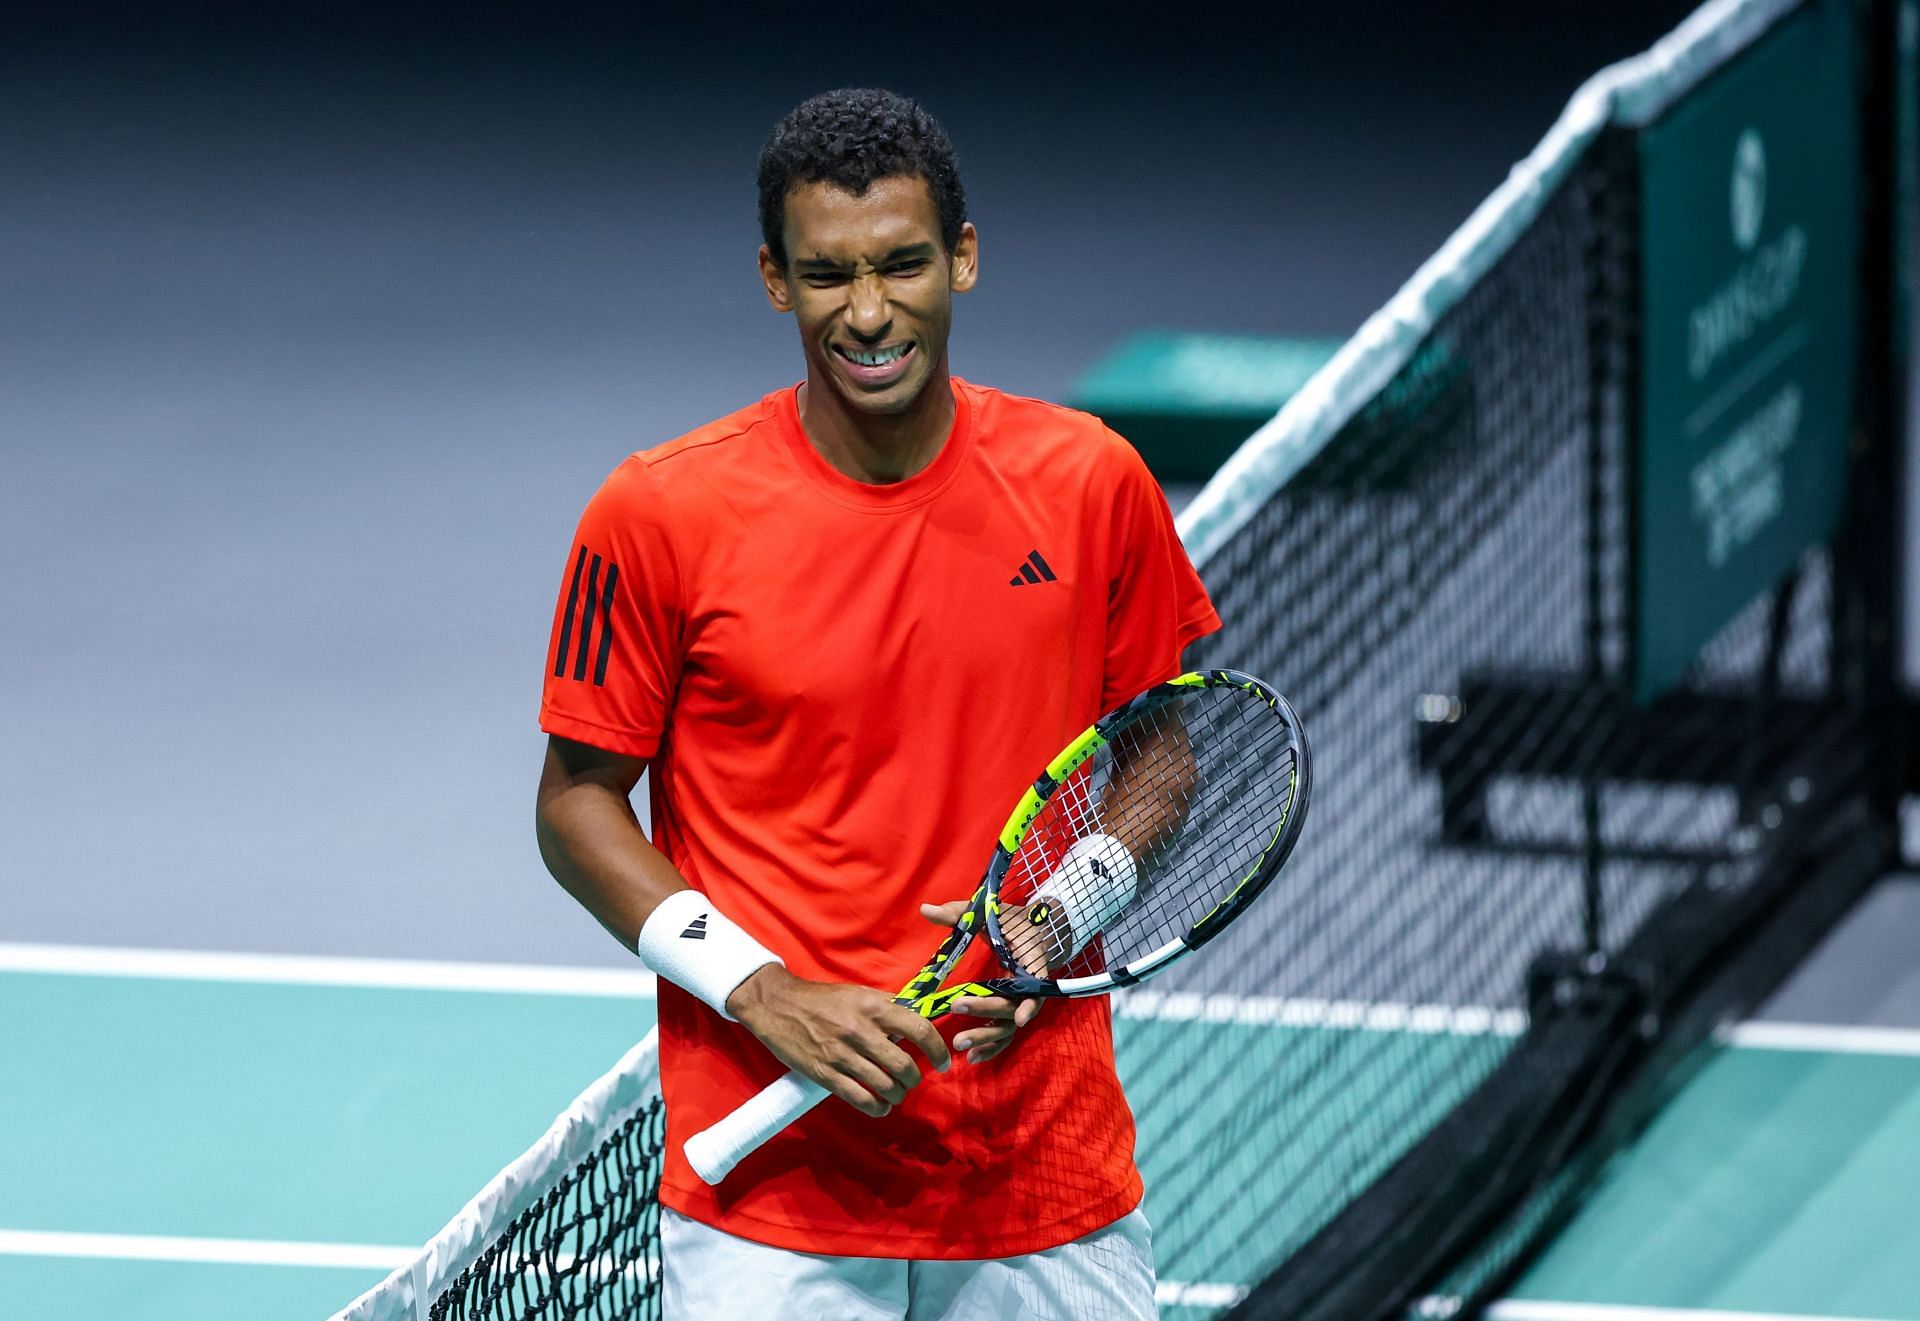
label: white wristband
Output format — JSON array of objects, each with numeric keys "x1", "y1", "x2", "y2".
[
  {"x1": 1036, "y1": 833, "x2": 1139, "y2": 958},
  {"x1": 635, "y1": 889, "x2": 783, "y2": 1021}
]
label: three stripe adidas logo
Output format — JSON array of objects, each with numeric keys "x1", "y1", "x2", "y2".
[
  {"x1": 680, "y1": 914, "x2": 709, "y2": 940},
  {"x1": 554, "y1": 545, "x2": 620, "y2": 687},
  {"x1": 1008, "y1": 549, "x2": 1058, "y2": 587}
]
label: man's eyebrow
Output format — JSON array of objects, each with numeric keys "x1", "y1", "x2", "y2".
[{"x1": 791, "y1": 243, "x2": 938, "y2": 271}]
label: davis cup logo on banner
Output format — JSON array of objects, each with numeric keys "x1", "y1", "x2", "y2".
[
  {"x1": 1730, "y1": 128, "x2": 1766, "y2": 252},
  {"x1": 1635, "y1": 1, "x2": 1858, "y2": 703},
  {"x1": 1689, "y1": 126, "x2": 1800, "y2": 383}
]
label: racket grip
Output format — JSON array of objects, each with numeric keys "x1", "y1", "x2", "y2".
[{"x1": 685, "y1": 1070, "x2": 832, "y2": 1185}]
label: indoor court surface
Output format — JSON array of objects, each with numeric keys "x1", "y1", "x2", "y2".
[
  {"x1": 6, "y1": 2, "x2": 1918, "y2": 1319},
  {"x1": 5, "y1": 880, "x2": 1917, "y2": 1321}
]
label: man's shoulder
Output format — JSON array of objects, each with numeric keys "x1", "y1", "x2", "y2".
[
  {"x1": 961, "y1": 378, "x2": 1104, "y2": 436},
  {"x1": 958, "y1": 379, "x2": 1148, "y2": 480},
  {"x1": 633, "y1": 390, "x2": 790, "y2": 479},
  {"x1": 583, "y1": 390, "x2": 788, "y2": 526}
]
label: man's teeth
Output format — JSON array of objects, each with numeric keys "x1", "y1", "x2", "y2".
[{"x1": 843, "y1": 345, "x2": 909, "y2": 368}]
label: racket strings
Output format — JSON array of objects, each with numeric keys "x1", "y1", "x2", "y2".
[{"x1": 999, "y1": 686, "x2": 1302, "y2": 979}]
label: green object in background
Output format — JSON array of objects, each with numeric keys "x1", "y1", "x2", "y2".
[
  {"x1": 1069, "y1": 333, "x2": 1342, "y2": 482},
  {"x1": 1634, "y1": 0, "x2": 1859, "y2": 704}
]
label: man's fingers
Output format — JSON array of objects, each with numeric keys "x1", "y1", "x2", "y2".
[
  {"x1": 878, "y1": 1003, "x2": 953, "y2": 1073},
  {"x1": 954, "y1": 995, "x2": 1043, "y2": 1062},
  {"x1": 918, "y1": 900, "x2": 971, "y2": 928},
  {"x1": 860, "y1": 1037, "x2": 923, "y2": 1094},
  {"x1": 785, "y1": 981, "x2": 1041, "y2": 1108},
  {"x1": 950, "y1": 994, "x2": 1045, "y2": 1022},
  {"x1": 820, "y1": 1070, "x2": 889, "y2": 1117},
  {"x1": 836, "y1": 1051, "x2": 909, "y2": 1110},
  {"x1": 953, "y1": 1021, "x2": 1015, "y2": 1051}
]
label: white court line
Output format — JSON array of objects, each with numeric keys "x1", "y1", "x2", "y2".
[
  {"x1": 0, "y1": 942, "x2": 657, "y2": 998},
  {"x1": 0, "y1": 1229, "x2": 410, "y2": 1272},
  {"x1": 14, "y1": 945, "x2": 1920, "y2": 1054},
  {"x1": 1114, "y1": 988, "x2": 1527, "y2": 1036},
  {"x1": 1154, "y1": 1279, "x2": 1249, "y2": 1309},
  {"x1": 4, "y1": 942, "x2": 1522, "y2": 1028},
  {"x1": 1485, "y1": 1300, "x2": 1901, "y2": 1321},
  {"x1": 1719, "y1": 1021, "x2": 1920, "y2": 1057},
  {"x1": 0, "y1": 1229, "x2": 1258, "y2": 1304}
]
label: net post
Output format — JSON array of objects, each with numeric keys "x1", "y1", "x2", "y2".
[
  {"x1": 1578, "y1": 123, "x2": 1643, "y2": 961},
  {"x1": 1847, "y1": 0, "x2": 1913, "y2": 844}
]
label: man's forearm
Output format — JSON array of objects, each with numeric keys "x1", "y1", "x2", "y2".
[
  {"x1": 533, "y1": 753, "x2": 953, "y2": 1103},
  {"x1": 535, "y1": 772, "x2": 690, "y2": 949},
  {"x1": 1102, "y1": 711, "x2": 1196, "y2": 859},
  {"x1": 539, "y1": 771, "x2": 797, "y2": 1023}
]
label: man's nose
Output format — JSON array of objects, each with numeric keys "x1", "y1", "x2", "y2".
[{"x1": 845, "y1": 275, "x2": 890, "y2": 338}]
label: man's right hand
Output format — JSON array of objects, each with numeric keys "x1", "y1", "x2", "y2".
[{"x1": 725, "y1": 965, "x2": 952, "y2": 1117}]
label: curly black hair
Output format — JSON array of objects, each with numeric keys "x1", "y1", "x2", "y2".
[{"x1": 757, "y1": 88, "x2": 968, "y2": 270}]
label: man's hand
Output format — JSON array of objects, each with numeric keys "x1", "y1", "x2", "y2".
[
  {"x1": 1001, "y1": 899, "x2": 1077, "y2": 977},
  {"x1": 919, "y1": 900, "x2": 1046, "y2": 1065},
  {"x1": 726, "y1": 965, "x2": 951, "y2": 1117}
]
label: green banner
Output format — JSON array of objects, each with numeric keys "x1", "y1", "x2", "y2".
[
  {"x1": 1069, "y1": 333, "x2": 1340, "y2": 482},
  {"x1": 1634, "y1": 0, "x2": 1860, "y2": 702}
]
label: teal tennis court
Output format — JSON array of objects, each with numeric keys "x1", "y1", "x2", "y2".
[{"x1": 5, "y1": 909, "x2": 1915, "y2": 1321}]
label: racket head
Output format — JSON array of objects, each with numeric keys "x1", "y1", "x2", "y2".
[{"x1": 977, "y1": 668, "x2": 1310, "y2": 997}]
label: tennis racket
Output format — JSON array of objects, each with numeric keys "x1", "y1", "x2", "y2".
[{"x1": 684, "y1": 667, "x2": 1310, "y2": 1185}]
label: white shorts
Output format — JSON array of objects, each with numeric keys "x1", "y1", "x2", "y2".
[{"x1": 661, "y1": 1206, "x2": 1157, "y2": 1321}]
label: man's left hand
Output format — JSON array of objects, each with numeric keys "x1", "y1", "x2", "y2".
[{"x1": 918, "y1": 900, "x2": 1045, "y2": 1064}]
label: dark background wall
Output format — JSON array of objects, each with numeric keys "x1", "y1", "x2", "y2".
[{"x1": 11, "y1": 1, "x2": 1893, "y2": 966}]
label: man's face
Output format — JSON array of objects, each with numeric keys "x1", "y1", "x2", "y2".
[{"x1": 760, "y1": 175, "x2": 978, "y2": 417}]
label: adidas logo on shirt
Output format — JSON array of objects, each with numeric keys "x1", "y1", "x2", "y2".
[
  {"x1": 680, "y1": 914, "x2": 709, "y2": 940},
  {"x1": 1008, "y1": 549, "x2": 1058, "y2": 587}
]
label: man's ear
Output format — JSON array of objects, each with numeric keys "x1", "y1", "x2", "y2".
[
  {"x1": 949, "y1": 222, "x2": 980, "y2": 294},
  {"x1": 759, "y1": 244, "x2": 794, "y2": 312}
]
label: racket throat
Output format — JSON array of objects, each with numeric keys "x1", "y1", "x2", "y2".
[{"x1": 914, "y1": 982, "x2": 1004, "y2": 1018}]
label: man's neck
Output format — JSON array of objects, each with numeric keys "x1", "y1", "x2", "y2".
[{"x1": 797, "y1": 366, "x2": 956, "y2": 485}]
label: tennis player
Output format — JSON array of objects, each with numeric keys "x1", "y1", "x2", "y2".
[{"x1": 536, "y1": 87, "x2": 1218, "y2": 1319}]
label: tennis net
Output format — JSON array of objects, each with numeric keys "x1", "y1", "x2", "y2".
[
  {"x1": 1173, "y1": 0, "x2": 1908, "y2": 1313},
  {"x1": 335, "y1": 0, "x2": 1910, "y2": 1316}
]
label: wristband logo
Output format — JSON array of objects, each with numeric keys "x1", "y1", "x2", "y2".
[{"x1": 680, "y1": 913, "x2": 709, "y2": 940}]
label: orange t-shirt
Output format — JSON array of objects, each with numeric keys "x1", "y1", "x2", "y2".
[{"x1": 539, "y1": 378, "x2": 1219, "y2": 1259}]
